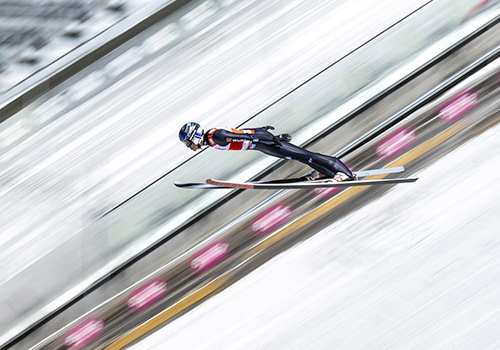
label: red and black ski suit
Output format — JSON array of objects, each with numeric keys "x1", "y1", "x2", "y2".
[{"x1": 203, "y1": 127, "x2": 353, "y2": 179}]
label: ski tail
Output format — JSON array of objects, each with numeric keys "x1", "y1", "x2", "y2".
[{"x1": 353, "y1": 166, "x2": 405, "y2": 177}]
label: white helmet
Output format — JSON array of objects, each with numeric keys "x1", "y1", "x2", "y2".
[{"x1": 179, "y1": 122, "x2": 204, "y2": 147}]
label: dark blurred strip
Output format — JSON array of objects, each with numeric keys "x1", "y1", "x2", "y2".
[{"x1": 0, "y1": 0, "x2": 195, "y2": 124}]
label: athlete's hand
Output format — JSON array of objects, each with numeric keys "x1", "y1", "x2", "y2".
[
  {"x1": 277, "y1": 134, "x2": 291, "y2": 142},
  {"x1": 272, "y1": 134, "x2": 292, "y2": 147},
  {"x1": 272, "y1": 135, "x2": 283, "y2": 146},
  {"x1": 261, "y1": 125, "x2": 275, "y2": 131}
]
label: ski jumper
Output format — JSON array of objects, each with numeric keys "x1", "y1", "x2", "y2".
[{"x1": 204, "y1": 127, "x2": 353, "y2": 178}]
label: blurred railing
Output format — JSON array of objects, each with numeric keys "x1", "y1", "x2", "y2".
[
  {"x1": 30, "y1": 32, "x2": 500, "y2": 350},
  {"x1": 4, "y1": 0, "x2": 500, "y2": 349}
]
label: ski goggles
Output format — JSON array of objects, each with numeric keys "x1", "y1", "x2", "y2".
[{"x1": 183, "y1": 139, "x2": 194, "y2": 147}]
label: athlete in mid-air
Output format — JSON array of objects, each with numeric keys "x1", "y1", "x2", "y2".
[{"x1": 179, "y1": 122, "x2": 355, "y2": 182}]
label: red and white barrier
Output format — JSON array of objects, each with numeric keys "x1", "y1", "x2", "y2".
[
  {"x1": 127, "y1": 278, "x2": 168, "y2": 313},
  {"x1": 251, "y1": 202, "x2": 293, "y2": 236},
  {"x1": 63, "y1": 317, "x2": 105, "y2": 350},
  {"x1": 376, "y1": 126, "x2": 417, "y2": 160},
  {"x1": 190, "y1": 240, "x2": 231, "y2": 274},
  {"x1": 438, "y1": 89, "x2": 479, "y2": 123}
]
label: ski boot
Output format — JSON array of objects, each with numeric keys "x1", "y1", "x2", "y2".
[
  {"x1": 300, "y1": 170, "x2": 327, "y2": 182},
  {"x1": 333, "y1": 172, "x2": 351, "y2": 182}
]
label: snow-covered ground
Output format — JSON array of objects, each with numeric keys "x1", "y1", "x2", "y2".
[{"x1": 130, "y1": 121, "x2": 500, "y2": 350}]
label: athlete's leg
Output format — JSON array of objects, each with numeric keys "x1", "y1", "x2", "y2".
[{"x1": 253, "y1": 141, "x2": 353, "y2": 178}]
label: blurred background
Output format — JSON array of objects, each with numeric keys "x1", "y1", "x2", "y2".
[{"x1": 1, "y1": 0, "x2": 500, "y2": 349}]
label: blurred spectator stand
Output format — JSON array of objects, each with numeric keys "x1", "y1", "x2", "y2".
[{"x1": 0, "y1": 0, "x2": 157, "y2": 94}]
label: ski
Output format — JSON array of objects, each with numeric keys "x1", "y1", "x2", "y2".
[
  {"x1": 174, "y1": 167, "x2": 410, "y2": 189},
  {"x1": 205, "y1": 177, "x2": 418, "y2": 190}
]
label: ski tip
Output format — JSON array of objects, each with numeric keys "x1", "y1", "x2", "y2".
[
  {"x1": 174, "y1": 181, "x2": 195, "y2": 186},
  {"x1": 175, "y1": 181, "x2": 226, "y2": 189},
  {"x1": 175, "y1": 181, "x2": 197, "y2": 188}
]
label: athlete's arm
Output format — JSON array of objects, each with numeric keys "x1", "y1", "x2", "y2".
[{"x1": 212, "y1": 129, "x2": 276, "y2": 146}]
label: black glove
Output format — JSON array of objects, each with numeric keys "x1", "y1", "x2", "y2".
[
  {"x1": 272, "y1": 134, "x2": 292, "y2": 147},
  {"x1": 260, "y1": 125, "x2": 275, "y2": 131},
  {"x1": 272, "y1": 135, "x2": 282, "y2": 146},
  {"x1": 277, "y1": 133, "x2": 292, "y2": 142}
]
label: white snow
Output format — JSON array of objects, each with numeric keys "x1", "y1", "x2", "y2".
[{"x1": 130, "y1": 121, "x2": 500, "y2": 350}]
